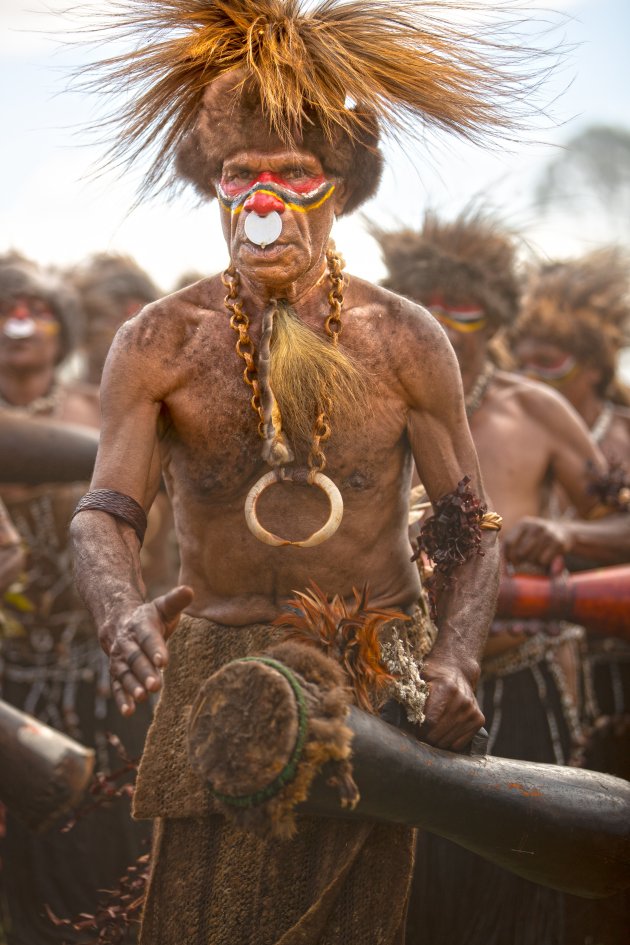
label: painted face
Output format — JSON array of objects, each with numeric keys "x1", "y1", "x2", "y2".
[
  {"x1": 514, "y1": 339, "x2": 579, "y2": 388},
  {"x1": 0, "y1": 295, "x2": 62, "y2": 370},
  {"x1": 217, "y1": 150, "x2": 344, "y2": 288},
  {"x1": 427, "y1": 297, "x2": 488, "y2": 334},
  {"x1": 425, "y1": 294, "x2": 490, "y2": 374},
  {"x1": 0, "y1": 296, "x2": 60, "y2": 341}
]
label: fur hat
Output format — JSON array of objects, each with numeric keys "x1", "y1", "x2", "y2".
[
  {"x1": 375, "y1": 210, "x2": 521, "y2": 329},
  {"x1": 79, "y1": 0, "x2": 546, "y2": 211},
  {"x1": 176, "y1": 71, "x2": 382, "y2": 215},
  {"x1": 71, "y1": 253, "x2": 159, "y2": 326},
  {"x1": 0, "y1": 253, "x2": 82, "y2": 363},
  {"x1": 512, "y1": 248, "x2": 630, "y2": 397}
]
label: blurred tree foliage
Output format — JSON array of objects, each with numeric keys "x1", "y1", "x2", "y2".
[{"x1": 536, "y1": 125, "x2": 630, "y2": 243}]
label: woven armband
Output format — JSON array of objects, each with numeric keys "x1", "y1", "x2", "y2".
[{"x1": 72, "y1": 489, "x2": 148, "y2": 546}]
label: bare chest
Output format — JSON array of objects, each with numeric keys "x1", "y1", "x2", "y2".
[
  {"x1": 470, "y1": 400, "x2": 551, "y2": 523},
  {"x1": 159, "y1": 337, "x2": 408, "y2": 502}
]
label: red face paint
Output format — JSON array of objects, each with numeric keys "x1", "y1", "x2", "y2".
[
  {"x1": 220, "y1": 170, "x2": 327, "y2": 199},
  {"x1": 243, "y1": 190, "x2": 286, "y2": 215}
]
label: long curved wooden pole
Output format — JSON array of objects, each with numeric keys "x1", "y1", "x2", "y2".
[{"x1": 0, "y1": 411, "x2": 98, "y2": 484}]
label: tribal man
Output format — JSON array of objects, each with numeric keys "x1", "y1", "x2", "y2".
[
  {"x1": 376, "y1": 211, "x2": 630, "y2": 945},
  {"x1": 71, "y1": 252, "x2": 160, "y2": 388},
  {"x1": 69, "y1": 2, "x2": 554, "y2": 942},
  {"x1": 0, "y1": 253, "x2": 149, "y2": 943}
]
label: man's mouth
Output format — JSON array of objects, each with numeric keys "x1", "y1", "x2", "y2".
[{"x1": 241, "y1": 241, "x2": 289, "y2": 259}]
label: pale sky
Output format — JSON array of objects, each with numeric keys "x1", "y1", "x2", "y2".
[{"x1": 1, "y1": 0, "x2": 629, "y2": 292}]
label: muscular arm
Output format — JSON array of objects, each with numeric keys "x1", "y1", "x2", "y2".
[
  {"x1": 398, "y1": 304, "x2": 500, "y2": 749},
  {"x1": 503, "y1": 389, "x2": 630, "y2": 567},
  {"x1": 71, "y1": 312, "x2": 192, "y2": 715}
]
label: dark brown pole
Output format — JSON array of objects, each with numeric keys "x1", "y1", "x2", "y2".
[
  {"x1": 304, "y1": 707, "x2": 630, "y2": 899},
  {"x1": 0, "y1": 411, "x2": 98, "y2": 484},
  {"x1": 0, "y1": 699, "x2": 94, "y2": 832}
]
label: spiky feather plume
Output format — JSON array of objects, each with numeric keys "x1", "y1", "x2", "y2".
[
  {"x1": 73, "y1": 0, "x2": 553, "y2": 199},
  {"x1": 274, "y1": 582, "x2": 404, "y2": 713}
]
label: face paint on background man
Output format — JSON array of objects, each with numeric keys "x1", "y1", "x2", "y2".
[
  {"x1": 217, "y1": 172, "x2": 336, "y2": 248},
  {"x1": 427, "y1": 297, "x2": 488, "y2": 334},
  {"x1": 1, "y1": 299, "x2": 60, "y2": 341},
  {"x1": 522, "y1": 353, "x2": 578, "y2": 387}
]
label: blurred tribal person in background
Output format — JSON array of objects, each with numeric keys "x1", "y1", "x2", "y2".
[
  {"x1": 71, "y1": 253, "x2": 160, "y2": 388},
  {"x1": 377, "y1": 211, "x2": 630, "y2": 945},
  {"x1": 512, "y1": 249, "x2": 630, "y2": 945},
  {"x1": 71, "y1": 252, "x2": 179, "y2": 600},
  {"x1": 0, "y1": 253, "x2": 149, "y2": 944}
]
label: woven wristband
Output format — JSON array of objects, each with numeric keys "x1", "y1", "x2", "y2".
[{"x1": 72, "y1": 489, "x2": 148, "y2": 546}]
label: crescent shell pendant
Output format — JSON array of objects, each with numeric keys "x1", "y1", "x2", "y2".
[{"x1": 244, "y1": 468, "x2": 344, "y2": 548}]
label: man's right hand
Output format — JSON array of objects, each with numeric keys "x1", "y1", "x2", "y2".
[{"x1": 106, "y1": 584, "x2": 194, "y2": 716}]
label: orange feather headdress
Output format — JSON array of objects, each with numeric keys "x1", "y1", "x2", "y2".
[{"x1": 77, "y1": 0, "x2": 552, "y2": 210}]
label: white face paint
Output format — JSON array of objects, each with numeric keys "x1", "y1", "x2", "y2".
[
  {"x1": 244, "y1": 211, "x2": 283, "y2": 248},
  {"x1": 4, "y1": 317, "x2": 36, "y2": 339}
]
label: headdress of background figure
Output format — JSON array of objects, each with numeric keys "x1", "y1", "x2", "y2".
[
  {"x1": 70, "y1": 253, "x2": 160, "y2": 382},
  {"x1": 512, "y1": 249, "x2": 630, "y2": 404}
]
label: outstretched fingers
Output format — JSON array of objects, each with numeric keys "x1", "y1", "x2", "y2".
[{"x1": 109, "y1": 584, "x2": 194, "y2": 716}]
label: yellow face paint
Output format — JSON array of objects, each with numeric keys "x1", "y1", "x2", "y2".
[
  {"x1": 429, "y1": 303, "x2": 488, "y2": 334},
  {"x1": 523, "y1": 354, "x2": 579, "y2": 387},
  {"x1": 217, "y1": 180, "x2": 336, "y2": 215}
]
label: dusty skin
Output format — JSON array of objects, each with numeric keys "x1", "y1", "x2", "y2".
[{"x1": 71, "y1": 149, "x2": 500, "y2": 752}]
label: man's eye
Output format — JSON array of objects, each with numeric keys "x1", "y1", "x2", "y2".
[{"x1": 224, "y1": 170, "x2": 252, "y2": 184}]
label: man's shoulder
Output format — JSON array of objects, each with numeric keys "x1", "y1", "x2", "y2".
[
  {"x1": 495, "y1": 370, "x2": 571, "y2": 410},
  {"x1": 345, "y1": 274, "x2": 445, "y2": 340},
  {"x1": 112, "y1": 274, "x2": 226, "y2": 354},
  {"x1": 494, "y1": 370, "x2": 590, "y2": 439}
]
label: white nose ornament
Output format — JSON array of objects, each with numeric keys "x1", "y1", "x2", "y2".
[
  {"x1": 244, "y1": 211, "x2": 283, "y2": 249},
  {"x1": 4, "y1": 317, "x2": 36, "y2": 339}
]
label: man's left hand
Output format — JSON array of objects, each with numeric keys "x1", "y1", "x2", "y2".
[
  {"x1": 503, "y1": 517, "x2": 573, "y2": 569},
  {"x1": 419, "y1": 654, "x2": 484, "y2": 752}
]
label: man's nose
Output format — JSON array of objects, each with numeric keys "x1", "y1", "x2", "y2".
[
  {"x1": 243, "y1": 191, "x2": 285, "y2": 215},
  {"x1": 10, "y1": 303, "x2": 31, "y2": 320}
]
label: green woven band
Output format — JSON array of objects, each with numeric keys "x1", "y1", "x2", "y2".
[{"x1": 208, "y1": 657, "x2": 309, "y2": 809}]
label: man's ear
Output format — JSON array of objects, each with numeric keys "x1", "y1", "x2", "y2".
[{"x1": 333, "y1": 180, "x2": 349, "y2": 216}]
